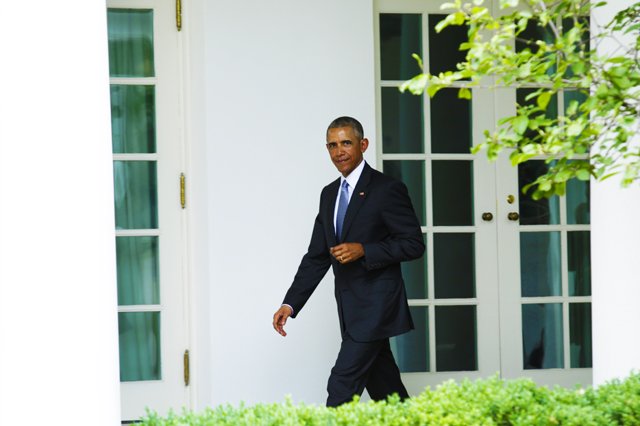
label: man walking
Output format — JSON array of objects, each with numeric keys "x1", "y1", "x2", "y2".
[{"x1": 272, "y1": 116, "x2": 424, "y2": 406}]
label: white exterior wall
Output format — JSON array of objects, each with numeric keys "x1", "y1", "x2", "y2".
[
  {"x1": 591, "y1": 0, "x2": 640, "y2": 385},
  {"x1": 0, "y1": 1, "x2": 120, "y2": 425},
  {"x1": 190, "y1": 0, "x2": 378, "y2": 406}
]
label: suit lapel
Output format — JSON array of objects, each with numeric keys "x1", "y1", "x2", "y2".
[
  {"x1": 326, "y1": 178, "x2": 340, "y2": 246},
  {"x1": 339, "y1": 163, "x2": 372, "y2": 243}
]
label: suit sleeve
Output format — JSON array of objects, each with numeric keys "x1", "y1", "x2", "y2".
[
  {"x1": 361, "y1": 180, "x2": 425, "y2": 270},
  {"x1": 282, "y1": 206, "x2": 332, "y2": 318}
]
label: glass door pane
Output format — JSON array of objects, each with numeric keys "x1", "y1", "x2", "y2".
[
  {"x1": 107, "y1": 9, "x2": 154, "y2": 77},
  {"x1": 108, "y1": 7, "x2": 161, "y2": 383}
]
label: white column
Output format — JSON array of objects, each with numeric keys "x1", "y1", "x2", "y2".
[
  {"x1": 591, "y1": 0, "x2": 640, "y2": 386},
  {"x1": 592, "y1": 181, "x2": 640, "y2": 386},
  {"x1": 0, "y1": 1, "x2": 120, "y2": 425}
]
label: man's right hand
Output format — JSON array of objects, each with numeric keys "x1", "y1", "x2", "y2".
[{"x1": 272, "y1": 305, "x2": 293, "y2": 337}]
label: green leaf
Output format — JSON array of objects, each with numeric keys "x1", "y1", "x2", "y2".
[
  {"x1": 539, "y1": 181, "x2": 552, "y2": 192},
  {"x1": 512, "y1": 115, "x2": 529, "y2": 135},
  {"x1": 595, "y1": 84, "x2": 610, "y2": 98},
  {"x1": 567, "y1": 121, "x2": 584, "y2": 137},
  {"x1": 554, "y1": 182, "x2": 567, "y2": 196},
  {"x1": 576, "y1": 169, "x2": 591, "y2": 181},
  {"x1": 571, "y1": 62, "x2": 585, "y2": 75},
  {"x1": 553, "y1": 169, "x2": 572, "y2": 182},
  {"x1": 510, "y1": 152, "x2": 536, "y2": 165},
  {"x1": 452, "y1": 11, "x2": 466, "y2": 25},
  {"x1": 517, "y1": 62, "x2": 532, "y2": 78},
  {"x1": 400, "y1": 74, "x2": 429, "y2": 95},
  {"x1": 566, "y1": 100, "x2": 579, "y2": 116},
  {"x1": 426, "y1": 83, "x2": 442, "y2": 97},
  {"x1": 411, "y1": 53, "x2": 424, "y2": 70},
  {"x1": 458, "y1": 87, "x2": 472, "y2": 99},
  {"x1": 499, "y1": 0, "x2": 518, "y2": 8},
  {"x1": 599, "y1": 172, "x2": 619, "y2": 181},
  {"x1": 537, "y1": 92, "x2": 552, "y2": 110},
  {"x1": 609, "y1": 65, "x2": 629, "y2": 77}
]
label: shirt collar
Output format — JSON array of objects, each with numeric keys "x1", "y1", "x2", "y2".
[{"x1": 341, "y1": 160, "x2": 366, "y2": 189}]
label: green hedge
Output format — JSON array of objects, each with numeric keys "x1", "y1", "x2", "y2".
[{"x1": 140, "y1": 374, "x2": 640, "y2": 425}]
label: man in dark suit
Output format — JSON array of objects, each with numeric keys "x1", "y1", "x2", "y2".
[{"x1": 272, "y1": 116, "x2": 425, "y2": 407}]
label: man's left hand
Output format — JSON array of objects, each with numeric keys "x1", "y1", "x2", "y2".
[{"x1": 330, "y1": 243, "x2": 364, "y2": 264}]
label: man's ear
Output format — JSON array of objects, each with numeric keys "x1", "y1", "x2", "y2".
[{"x1": 360, "y1": 138, "x2": 369, "y2": 153}]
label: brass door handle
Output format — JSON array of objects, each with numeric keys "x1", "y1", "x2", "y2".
[
  {"x1": 482, "y1": 212, "x2": 494, "y2": 222},
  {"x1": 508, "y1": 212, "x2": 520, "y2": 221}
]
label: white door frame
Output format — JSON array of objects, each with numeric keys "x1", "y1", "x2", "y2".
[{"x1": 108, "y1": 0, "x2": 191, "y2": 420}]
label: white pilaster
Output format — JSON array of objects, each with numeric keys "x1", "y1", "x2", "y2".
[
  {"x1": 0, "y1": 1, "x2": 120, "y2": 424},
  {"x1": 591, "y1": 0, "x2": 640, "y2": 386},
  {"x1": 591, "y1": 181, "x2": 640, "y2": 386}
]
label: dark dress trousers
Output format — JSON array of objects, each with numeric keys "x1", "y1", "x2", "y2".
[{"x1": 282, "y1": 163, "x2": 425, "y2": 406}]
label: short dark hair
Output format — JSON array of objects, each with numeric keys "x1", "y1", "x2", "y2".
[{"x1": 327, "y1": 116, "x2": 364, "y2": 140}]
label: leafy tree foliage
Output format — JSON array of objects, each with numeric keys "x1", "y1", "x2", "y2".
[{"x1": 401, "y1": 0, "x2": 640, "y2": 199}]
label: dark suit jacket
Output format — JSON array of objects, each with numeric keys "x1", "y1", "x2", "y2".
[{"x1": 283, "y1": 163, "x2": 425, "y2": 342}]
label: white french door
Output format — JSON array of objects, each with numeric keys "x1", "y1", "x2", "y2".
[
  {"x1": 375, "y1": 0, "x2": 592, "y2": 393},
  {"x1": 107, "y1": 0, "x2": 189, "y2": 421},
  {"x1": 495, "y1": 86, "x2": 592, "y2": 387}
]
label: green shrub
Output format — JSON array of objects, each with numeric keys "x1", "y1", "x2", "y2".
[{"x1": 139, "y1": 374, "x2": 640, "y2": 425}]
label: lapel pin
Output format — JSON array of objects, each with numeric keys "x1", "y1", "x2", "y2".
[{"x1": 359, "y1": 192, "x2": 365, "y2": 196}]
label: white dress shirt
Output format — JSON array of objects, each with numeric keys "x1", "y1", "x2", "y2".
[{"x1": 333, "y1": 159, "x2": 366, "y2": 234}]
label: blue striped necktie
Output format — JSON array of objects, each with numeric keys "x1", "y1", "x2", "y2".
[{"x1": 335, "y1": 180, "x2": 349, "y2": 242}]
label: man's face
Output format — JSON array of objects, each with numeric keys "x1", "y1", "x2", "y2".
[{"x1": 326, "y1": 126, "x2": 369, "y2": 177}]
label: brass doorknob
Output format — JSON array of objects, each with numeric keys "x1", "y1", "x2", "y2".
[
  {"x1": 508, "y1": 212, "x2": 520, "y2": 221},
  {"x1": 482, "y1": 212, "x2": 494, "y2": 221}
]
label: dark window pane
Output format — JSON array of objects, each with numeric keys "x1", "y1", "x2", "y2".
[
  {"x1": 434, "y1": 233, "x2": 475, "y2": 298},
  {"x1": 381, "y1": 88, "x2": 424, "y2": 153},
  {"x1": 116, "y1": 236, "x2": 160, "y2": 305},
  {"x1": 436, "y1": 305, "x2": 477, "y2": 371},
  {"x1": 570, "y1": 303, "x2": 592, "y2": 368},
  {"x1": 566, "y1": 166, "x2": 590, "y2": 224},
  {"x1": 428, "y1": 14, "x2": 468, "y2": 77},
  {"x1": 110, "y1": 85, "x2": 156, "y2": 154},
  {"x1": 119, "y1": 311, "x2": 161, "y2": 381},
  {"x1": 383, "y1": 161, "x2": 426, "y2": 226},
  {"x1": 431, "y1": 89, "x2": 472, "y2": 153},
  {"x1": 432, "y1": 160, "x2": 473, "y2": 226},
  {"x1": 518, "y1": 160, "x2": 560, "y2": 225},
  {"x1": 391, "y1": 306, "x2": 429, "y2": 372},
  {"x1": 107, "y1": 9, "x2": 154, "y2": 77},
  {"x1": 380, "y1": 14, "x2": 422, "y2": 81},
  {"x1": 402, "y1": 234, "x2": 427, "y2": 299},
  {"x1": 113, "y1": 161, "x2": 158, "y2": 230},
  {"x1": 568, "y1": 231, "x2": 591, "y2": 296},
  {"x1": 520, "y1": 232, "x2": 562, "y2": 297},
  {"x1": 522, "y1": 304, "x2": 564, "y2": 369}
]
